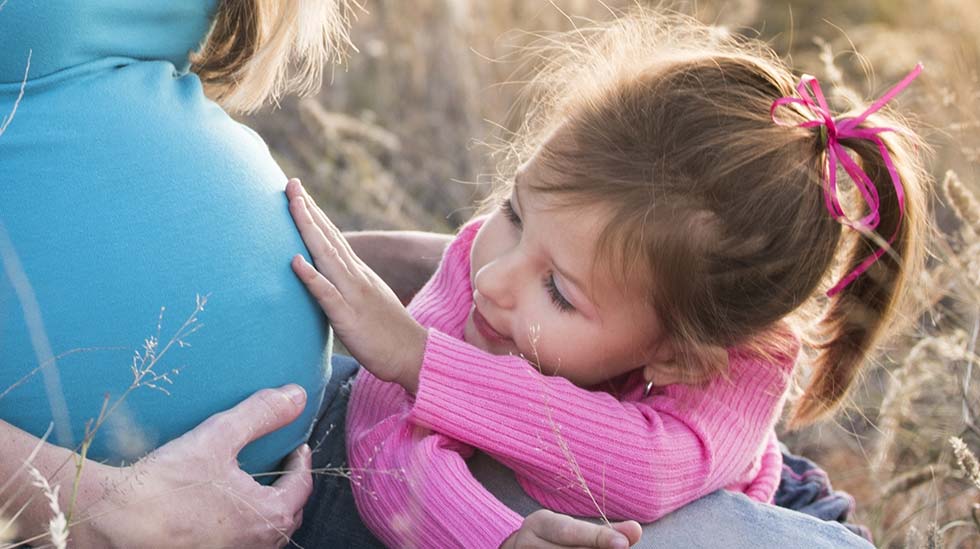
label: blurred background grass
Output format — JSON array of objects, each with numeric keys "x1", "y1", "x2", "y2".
[{"x1": 244, "y1": 1, "x2": 980, "y2": 546}]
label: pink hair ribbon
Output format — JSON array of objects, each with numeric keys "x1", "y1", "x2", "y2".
[{"x1": 770, "y1": 63, "x2": 923, "y2": 297}]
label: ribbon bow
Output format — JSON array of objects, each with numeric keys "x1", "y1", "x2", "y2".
[{"x1": 770, "y1": 63, "x2": 922, "y2": 297}]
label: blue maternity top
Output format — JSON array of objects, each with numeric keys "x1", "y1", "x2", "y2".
[{"x1": 0, "y1": 0, "x2": 331, "y2": 475}]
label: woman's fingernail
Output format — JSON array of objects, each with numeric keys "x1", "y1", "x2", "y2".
[
  {"x1": 283, "y1": 384, "x2": 306, "y2": 406},
  {"x1": 611, "y1": 536, "x2": 628, "y2": 549}
]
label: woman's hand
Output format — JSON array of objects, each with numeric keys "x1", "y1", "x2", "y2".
[
  {"x1": 501, "y1": 510, "x2": 642, "y2": 549},
  {"x1": 286, "y1": 178, "x2": 427, "y2": 393},
  {"x1": 74, "y1": 385, "x2": 313, "y2": 548}
]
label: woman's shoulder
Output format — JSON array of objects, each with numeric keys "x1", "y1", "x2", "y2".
[
  {"x1": 431, "y1": 215, "x2": 486, "y2": 271},
  {"x1": 455, "y1": 215, "x2": 487, "y2": 246}
]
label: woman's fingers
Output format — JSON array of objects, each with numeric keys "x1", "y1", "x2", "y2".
[
  {"x1": 199, "y1": 385, "x2": 308, "y2": 456},
  {"x1": 99, "y1": 386, "x2": 316, "y2": 548},
  {"x1": 271, "y1": 444, "x2": 313, "y2": 527}
]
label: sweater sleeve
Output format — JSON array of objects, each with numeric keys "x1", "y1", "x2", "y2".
[
  {"x1": 741, "y1": 430, "x2": 783, "y2": 503},
  {"x1": 346, "y1": 370, "x2": 523, "y2": 548},
  {"x1": 410, "y1": 330, "x2": 795, "y2": 522}
]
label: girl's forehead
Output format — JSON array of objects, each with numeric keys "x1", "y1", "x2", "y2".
[{"x1": 520, "y1": 187, "x2": 648, "y2": 307}]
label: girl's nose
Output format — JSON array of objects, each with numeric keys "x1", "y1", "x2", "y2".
[{"x1": 473, "y1": 255, "x2": 519, "y2": 310}]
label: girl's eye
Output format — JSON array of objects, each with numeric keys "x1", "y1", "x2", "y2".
[
  {"x1": 544, "y1": 273, "x2": 575, "y2": 313},
  {"x1": 500, "y1": 197, "x2": 522, "y2": 228}
]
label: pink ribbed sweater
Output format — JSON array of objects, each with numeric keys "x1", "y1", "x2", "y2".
[{"x1": 346, "y1": 219, "x2": 797, "y2": 548}]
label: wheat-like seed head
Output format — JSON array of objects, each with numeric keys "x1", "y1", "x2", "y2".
[
  {"x1": 872, "y1": 334, "x2": 965, "y2": 478},
  {"x1": 26, "y1": 466, "x2": 68, "y2": 549},
  {"x1": 949, "y1": 436, "x2": 980, "y2": 490},
  {"x1": 943, "y1": 170, "x2": 980, "y2": 236}
]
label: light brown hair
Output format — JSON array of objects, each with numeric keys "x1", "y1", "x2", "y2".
[
  {"x1": 492, "y1": 11, "x2": 929, "y2": 427},
  {"x1": 191, "y1": 0, "x2": 356, "y2": 113}
]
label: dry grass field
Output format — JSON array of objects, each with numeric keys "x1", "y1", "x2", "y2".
[
  {"x1": 2, "y1": 0, "x2": 978, "y2": 547},
  {"x1": 245, "y1": 1, "x2": 980, "y2": 546}
]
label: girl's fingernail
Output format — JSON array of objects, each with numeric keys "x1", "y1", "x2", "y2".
[
  {"x1": 611, "y1": 536, "x2": 628, "y2": 549},
  {"x1": 283, "y1": 384, "x2": 306, "y2": 406}
]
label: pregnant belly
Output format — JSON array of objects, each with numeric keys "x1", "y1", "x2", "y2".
[{"x1": 0, "y1": 59, "x2": 331, "y2": 475}]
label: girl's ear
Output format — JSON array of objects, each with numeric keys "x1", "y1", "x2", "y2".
[
  {"x1": 641, "y1": 339, "x2": 676, "y2": 385},
  {"x1": 642, "y1": 342, "x2": 728, "y2": 386}
]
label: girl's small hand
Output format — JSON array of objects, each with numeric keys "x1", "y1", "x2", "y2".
[
  {"x1": 286, "y1": 179, "x2": 427, "y2": 393},
  {"x1": 501, "y1": 510, "x2": 642, "y2": 548}
]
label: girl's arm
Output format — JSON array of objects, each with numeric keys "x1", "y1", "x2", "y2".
[
  {"x1": 286, "y1": 179, "x2": 788, "y2": 523},
  {"x1": 408, "y1": 331, "x2": 793, "y2": 523},
  {"x1": 346, "y1": 371, "x2": 525, "y2": 547},
  {"x1": 347, "y1": 370, "x2": 643, "y2": 549},
  {"x1": 0, "y1": 386, "x2": 312, "y2": 548}
]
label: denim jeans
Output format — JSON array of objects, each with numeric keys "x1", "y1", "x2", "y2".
[{"x1": 292, "y1": 355, "x2": 873, "y2": 548}]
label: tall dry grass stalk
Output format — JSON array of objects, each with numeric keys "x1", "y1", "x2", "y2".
[
  {"x1": 0, "y1": 298, "x2": 206, "y2": 547},
  {"x1": 0, "y1": 49, "x2": 28, "y2": 138},
  {"x1": 0, "y1": 516, "x2": 15, "y2": 546}
]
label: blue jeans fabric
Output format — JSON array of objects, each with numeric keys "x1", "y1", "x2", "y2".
[
  {"x1": 775, "y1": 448, "x2": 873, "y2": 542},
  {"x1": 292, "y1": 355, "x2": 385, "y2": 549},
  {"x1": 292, "y1": 355, "x2": 874, "y2": 548}
]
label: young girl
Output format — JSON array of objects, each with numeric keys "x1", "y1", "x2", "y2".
[{"x1": 287, "y1": 12, "x2": 927, "y2": 548}]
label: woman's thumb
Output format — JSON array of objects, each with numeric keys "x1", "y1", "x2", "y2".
[{"x1": 197, "y1": 385, "x2": 308, "y2": 454}]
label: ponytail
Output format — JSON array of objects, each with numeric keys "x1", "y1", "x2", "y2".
[
  {"x1": 191, "y1": 0, "x2": 355, "y2": 113},
  {"x1": 788, "y1": 119, "x2": 928, "y2": 427}
]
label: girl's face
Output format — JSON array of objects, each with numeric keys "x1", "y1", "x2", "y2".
[{"x1": 464, "y1": 149, "x2": 671, "y2": 388}]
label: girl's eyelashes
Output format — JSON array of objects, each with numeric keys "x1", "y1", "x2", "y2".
[
  {"x1": 500, "y1": 197, "x2": 522, "y2": 228},
  {"x1": 499, "y1": 194, "x2": 570, "y2": 312},
  {"x1": 544, "y1": 273, "x2": 575, "y2": 312}
]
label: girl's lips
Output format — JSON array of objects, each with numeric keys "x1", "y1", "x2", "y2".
[{"x1": 472, "y1": 306, "x2": 508, "y2": 342}]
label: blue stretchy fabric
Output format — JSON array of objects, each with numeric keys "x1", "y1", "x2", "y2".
[{"x1": 0, "y1": 0, "x2": 330, "y2": 476}]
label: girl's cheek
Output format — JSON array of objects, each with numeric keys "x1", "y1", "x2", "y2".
[{"x1": 520, "y1": 319, "x2": 548, "y2": 359}]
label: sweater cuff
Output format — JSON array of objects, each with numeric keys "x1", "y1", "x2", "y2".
[
  {"x1": 416, "y1": 328, "x2": 462, "y2": 413},
  {"x1": 413, "y1": 328, "x2": 497, "y2": 434}
]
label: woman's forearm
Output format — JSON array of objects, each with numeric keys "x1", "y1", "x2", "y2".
[
  {"x1": 3, "y1": 384, "x2": 314, "y2": 548},
  {"x1": 344, "y1": 230, "x2": 451, "y2": 305},
  {"x1": 0, "y1": 420, "x2": 111, "y2": 547}
]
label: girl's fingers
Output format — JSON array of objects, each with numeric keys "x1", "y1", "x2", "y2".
[
  {"x1": 292, "y1": 255, "x2": 348, "y2": 315},
  {"x1": 289, "y1": 196, "x2": 355, "y2": 282},
  {"x1": 290, "y1": 179, "x2": 360, "y2": 263},
  {"x1": 609, "y1": 522, "x2": 641, "y2": 547}
]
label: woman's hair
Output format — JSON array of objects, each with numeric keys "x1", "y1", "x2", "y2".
[
  {"x1": 191, "y1": 0, "x2": 356, "y2": 113},
  {"x1": 492, "y1": 11, "x2": 929, "y2": 427}
]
